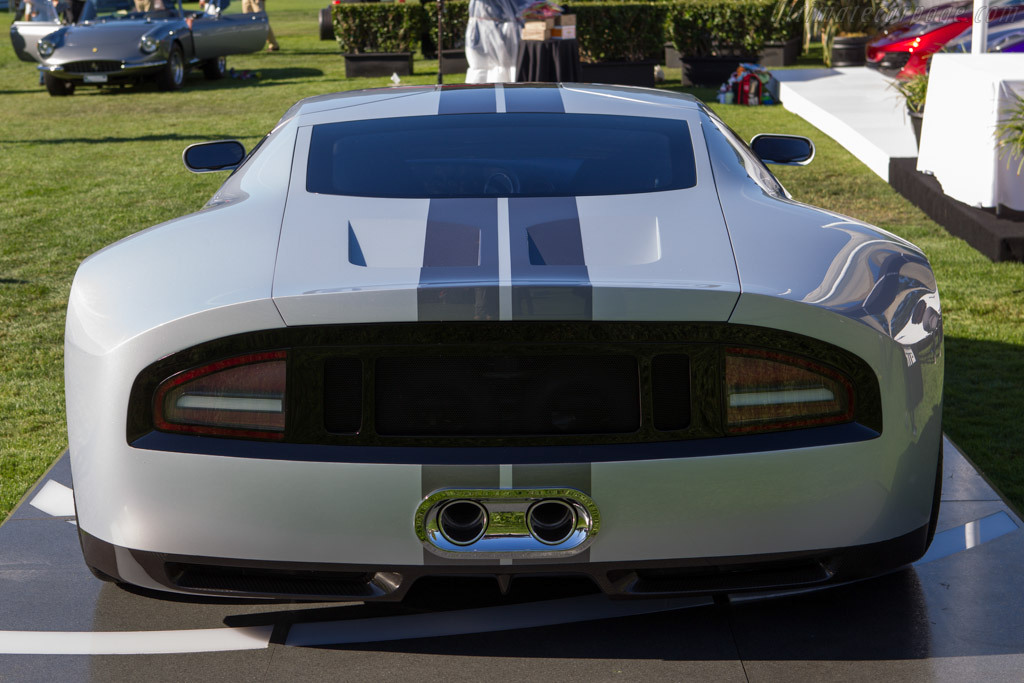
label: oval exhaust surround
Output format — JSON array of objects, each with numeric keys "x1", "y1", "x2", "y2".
[{"x1": 414, "y1": 488, "x2": 600, "y2": 559}]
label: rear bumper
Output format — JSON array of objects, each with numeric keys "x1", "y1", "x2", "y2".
[{"x1": 81, "y1": 523, "x2": 931, "y2": 602}]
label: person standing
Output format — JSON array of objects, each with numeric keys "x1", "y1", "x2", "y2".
[
  {"x1": 242, "y1": 0, "x2": 279, "y2": 51},
  {"x1": 465, "y1": 0, "x2": 526, "y2": 83}
]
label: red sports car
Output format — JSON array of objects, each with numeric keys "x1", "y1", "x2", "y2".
[{"x1": 866, "y1": 0, "x2": 1024, "y2": 78}]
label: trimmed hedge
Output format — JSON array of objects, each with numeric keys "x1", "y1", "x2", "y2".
[
  {"x1": 572, "y1": 3, "x2": 669, "y2": 62},
  {"x1": 333, "y1": 0, "x2": 799, "y2": 62},
  {"x1": 667, "y1": 0, "x2": 801, "y2": 57},
  {"x1": 423, "y1": 0, "x2": 470, "y2": 51},
  {"x1": 332, "y1": 2, "x2": 424, "y2": 54}
]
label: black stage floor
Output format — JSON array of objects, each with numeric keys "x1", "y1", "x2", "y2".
[{"x1": 0, "y1": 437, "x2": 1021, "y2": 682}]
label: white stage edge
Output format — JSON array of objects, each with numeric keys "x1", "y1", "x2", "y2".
[{"x1": 775, "y1": 67, "x2": 919, "y2": 181}]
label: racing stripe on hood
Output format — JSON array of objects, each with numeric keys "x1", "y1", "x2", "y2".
[
  {"x1": 503, "y1": 83, "x2": 565, "y2": 113},
  {"x1": 438, "y1": 85, "x2": 498, "y2": 114},
  {"x1": 508, "y1": 196, "x2": 592, "y2": 320},
  {"x1": 418, "y1": 198, "x2": 500, "y2": 321},
  {"x1": 421, "y1": 464, "x2": 500, "y2": 565}
]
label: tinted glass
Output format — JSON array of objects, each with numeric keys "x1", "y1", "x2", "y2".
[
  {"x1": 306, "y1": 114, "x2": 697, "y2": 199},
  {"x1": 750, "y1": 135, "x2": 813, "y2": 164},
  {"x1": 184, "y1": 141, "x2": 246, "y2": 171}
]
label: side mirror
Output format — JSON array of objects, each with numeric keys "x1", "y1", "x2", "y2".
[
  {"x1": 749, "y1": 134, "x2": 815, "y2": 166},
  {"x1": 183, "y1": 140, "x2": 246, "y2": 173}
]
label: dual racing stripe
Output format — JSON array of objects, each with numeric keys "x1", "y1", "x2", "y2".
[
  {"x1": 435, "y1": 83, "x2": 566, "y2": 115},
  {"x1": 420, "y1": 84, "x2": 591, "y2": 563},
  {"x1": 418, "y1": 84, "x2": 590, "y2": 321}
]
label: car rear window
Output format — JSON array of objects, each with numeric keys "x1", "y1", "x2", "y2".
[{"x1": 306, "y1": 113, "x2": 697, "y2": 198}]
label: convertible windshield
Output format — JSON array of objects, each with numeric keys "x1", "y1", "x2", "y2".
[
  {"x1": 306, "y1": 113, "x2": 698, "y2": 199},
  {"x1": 80, "y1": 0, "x2": 176, "y2": 21}
]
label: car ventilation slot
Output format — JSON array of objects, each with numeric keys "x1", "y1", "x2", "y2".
[
  {"x1": 621, "y1": 560, "x2": 834, "y2": 594},
  {"x1": 169, "y1": 564, "x2": 380, "y2": 598}
]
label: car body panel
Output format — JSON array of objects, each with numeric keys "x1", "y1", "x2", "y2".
[
  {"x1": 64, "y1": 84, "x2": 944, "y2": 599},
  {"x1": 9, "y1": 0, "x2": 62, "y2": 62},
  {"x1": 273, "y1": 102, "x2": 740, "y2": 326}
]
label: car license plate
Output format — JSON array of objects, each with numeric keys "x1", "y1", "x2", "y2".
[{"x1": 83, "y1": 74, "x2": 108, "y2": 84}]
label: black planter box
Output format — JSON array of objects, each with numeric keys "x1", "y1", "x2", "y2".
[
  {"x1": 440, "y1": 48, "x2": 468, "y2": 75},
  {"x1": 666, "y1": 38, "x2": 798, "y2": 76},
  {"x1": 831, "y1": 36, "x2": 869, "y2": 67},
  {"x1": 682, "y1": 55, "x2": 754, "y2": 87},
  {"x1": 580, "y1": 60, "x2": 658, "y2": 88},
  {"x1": 759, "y1": 37, "x2": 801, "y2": 67},
  {"x1": 343, "y1": 52, "x2": 414, "y2": 78},
  {"x1": 909, "y1": 110, "x2": 923, "y2": 148}
]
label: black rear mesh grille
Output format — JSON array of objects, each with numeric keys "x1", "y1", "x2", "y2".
[
  {"x1": 652, "y1": 354, "x2": 691, "y2": 431},
  {"x1": 374, "y1": 355, "x2": 641, "y2": 436},
  {"x1": 323, "y1": 357, "x2": 362, "y2": 434},
  {"x1": 62, "y1": 60, "x2": 122, "y2": 73}
]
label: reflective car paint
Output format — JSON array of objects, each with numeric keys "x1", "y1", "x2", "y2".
[{"x1": 64, "y1": 84, "x2": 943, "y2": 598}]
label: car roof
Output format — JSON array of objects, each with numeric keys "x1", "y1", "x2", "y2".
[{"x1": 277, "y1": 84, "x2": 710, "y2": 128}]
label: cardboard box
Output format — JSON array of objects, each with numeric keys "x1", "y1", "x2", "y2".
[
  {"x1": 521, "y1": 15, "x2": 577, "y2": 40},
  {"x1": 521, "y1": 21, "x2": 548, "y2": 40}
]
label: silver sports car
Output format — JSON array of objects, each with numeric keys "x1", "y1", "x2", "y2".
[
  {"x1": 65, "y1": 84, "x2": 944, "y2": 601},
  {"x1": 9, "y1": 0, "x2": 267, "y2": 95}
]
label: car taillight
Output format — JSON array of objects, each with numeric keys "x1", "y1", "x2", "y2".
[
  {"x1": 153, "y1": 351, "x2": 286, "y2": 439},
  {"x1": 725, "y1": 348, "x2": 853, "y2": 435}
]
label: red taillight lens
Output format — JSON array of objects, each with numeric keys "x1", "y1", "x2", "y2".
[
  {"x1": 153, "y1": 351, "x2": 287, "y2": 439},
  {"x1": 725, "y1": 348, "x2": 853, "y2": 435}
]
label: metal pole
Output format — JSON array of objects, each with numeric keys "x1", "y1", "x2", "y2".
[
  {"x1": 437, "y1": 0, "x2": 444, "y2": 84},
  {"x1": 972, "y1": 0, "x2": 988, "y2": 54}
]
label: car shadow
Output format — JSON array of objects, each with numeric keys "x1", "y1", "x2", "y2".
[{"x1": 200, "y1": 567, "x2": 1024, "y2": 660}]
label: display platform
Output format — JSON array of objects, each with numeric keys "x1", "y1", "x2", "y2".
[
  {"x1": 0, "y1": 437, "x2": 1021, "y2": 682},
  {"x1": 774, "y1": 67, "x2": 918, "y2": 181}
]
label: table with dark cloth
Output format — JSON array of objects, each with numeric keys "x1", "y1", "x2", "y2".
[{"x1": 516, "y1": 38, "x2": 581, "y2": 83}]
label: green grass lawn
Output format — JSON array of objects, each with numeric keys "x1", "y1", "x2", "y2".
[{"x1": 1, "y1": 3, "x2": 1022, "y2": 521}]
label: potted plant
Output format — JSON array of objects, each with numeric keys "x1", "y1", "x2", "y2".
[
  {"x1": 332, "y1": 2, "x2": 423, "y2": 78},
  {"x1": 775, "y1": 0, "x2": 883, "y2": 67},
  {"x1": 575, "y1": 2, "x2": 668, "y2": 88},
  {"x1": 892, "y1": 72, "x2": 927, "y2": 147},
  {"x1": 996, "y1": 93, "x2": 1024, "y2": 176}
]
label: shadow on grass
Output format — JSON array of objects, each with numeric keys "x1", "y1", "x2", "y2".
[
  {"x1": 0, "y1": 133, "x2": 238, "y2": 144},
  {"x1": 239, "y1": 66, "x2": 323, "y2": 80},
  {"x1": 0, "y1": 88, "x2": 45, "y2": 95},
  {"x1": 944, "y1": 335, "x2": 1024, "y2": 513}
]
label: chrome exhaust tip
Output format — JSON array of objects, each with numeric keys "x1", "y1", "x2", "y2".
[
  {"x1": 437, "y1": 500, "x2": 488, "y2": 546},
  {"x1": 527, "y1": 500, "x2": 577, "y2": 545}
]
